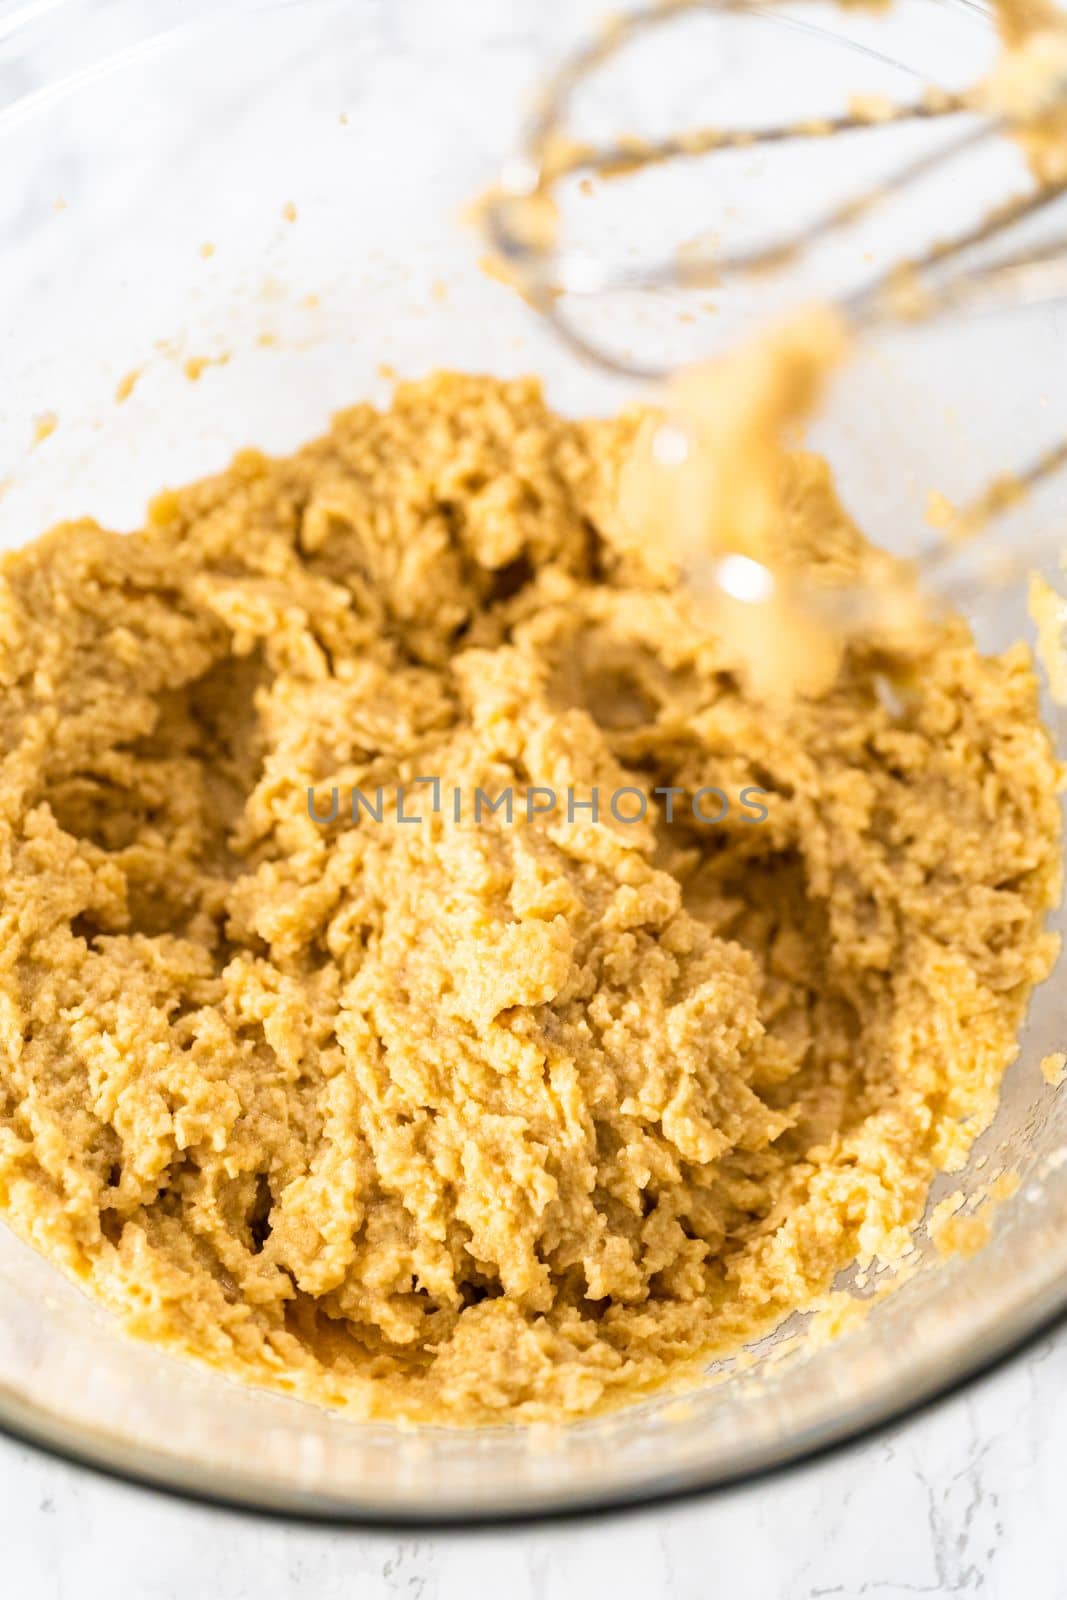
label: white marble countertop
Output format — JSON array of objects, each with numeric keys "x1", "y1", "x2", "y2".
[{"x1": 3, "y1": 1320, "x2": 1066, "y2": 1598}]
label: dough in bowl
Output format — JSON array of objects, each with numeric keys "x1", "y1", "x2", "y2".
[{"x1": 0, "y1": 373, "x2": 1059, "y2": 1422}]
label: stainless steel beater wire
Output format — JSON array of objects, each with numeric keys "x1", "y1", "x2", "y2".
[
  {"x1": 898, "y1": 234, "x2": 1067, "y2": 315},
  {"x1": 830, "y1": 176, "x2": 1067, "y2": 579},
  {"x1": 670, "y1": 118, "x2": 993, "y2": 289},
  {"x1": 522, "y1": 0, "x2": 752, "y2": 173},
  {"x1": 517, "y1": 115, "x2": 991, "y2": 295},
  {"x1": 502, "y1": 145, "x2": 1066, "y2": 382},
  {"x1": 921, "y1": 438, "x2": 1067, "y2": 585},
  {"x1": 491, "y1": 99, "x2": 1008, "y2": 374},
  {"x1": 535, "y1": 99, "x2": 971, "y2": 187},
  {"x1": 526, "y1": 284, "x2": 684, "y2": 380},
  {"x1": 842, "y1": 176, "x2": 1067, "y2": 326},
  {"x1": 523, "y1": 0, "x2": 968, "y2": 181}
]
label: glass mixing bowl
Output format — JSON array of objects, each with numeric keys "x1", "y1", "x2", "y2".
[{"x1": 2, "y1": 0, "x2": 1067, "y2": 1524}]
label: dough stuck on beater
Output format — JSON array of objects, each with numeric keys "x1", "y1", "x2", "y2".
[{"x1": 618, "y1": 309, "x2": 932, "y2": 700}]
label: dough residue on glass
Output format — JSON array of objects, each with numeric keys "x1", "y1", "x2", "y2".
[
  {"x1": 0, "y1": 371, "x2": 1060, "y2": 1423},
  {"x1": 1042, "y1": 1049, "x2": 1067, "y2": 1086}
]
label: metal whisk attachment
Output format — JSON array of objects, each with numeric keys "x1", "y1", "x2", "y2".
[{"x1": 483, "y1": 0, "x2": 1067, "y2": 583}]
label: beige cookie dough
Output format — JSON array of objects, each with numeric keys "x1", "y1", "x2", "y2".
[{"x1": 0, "y1": 372, "x2": 1060, "y2": 1423}]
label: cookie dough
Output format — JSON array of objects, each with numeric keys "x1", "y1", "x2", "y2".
[{"x1": 0, "y1": 372, "x2": 1060, "y2": 1422}]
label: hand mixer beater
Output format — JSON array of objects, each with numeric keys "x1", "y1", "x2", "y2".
[{"x1": 483, "y1": 0, "x2": 1067, "y2": 625}]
